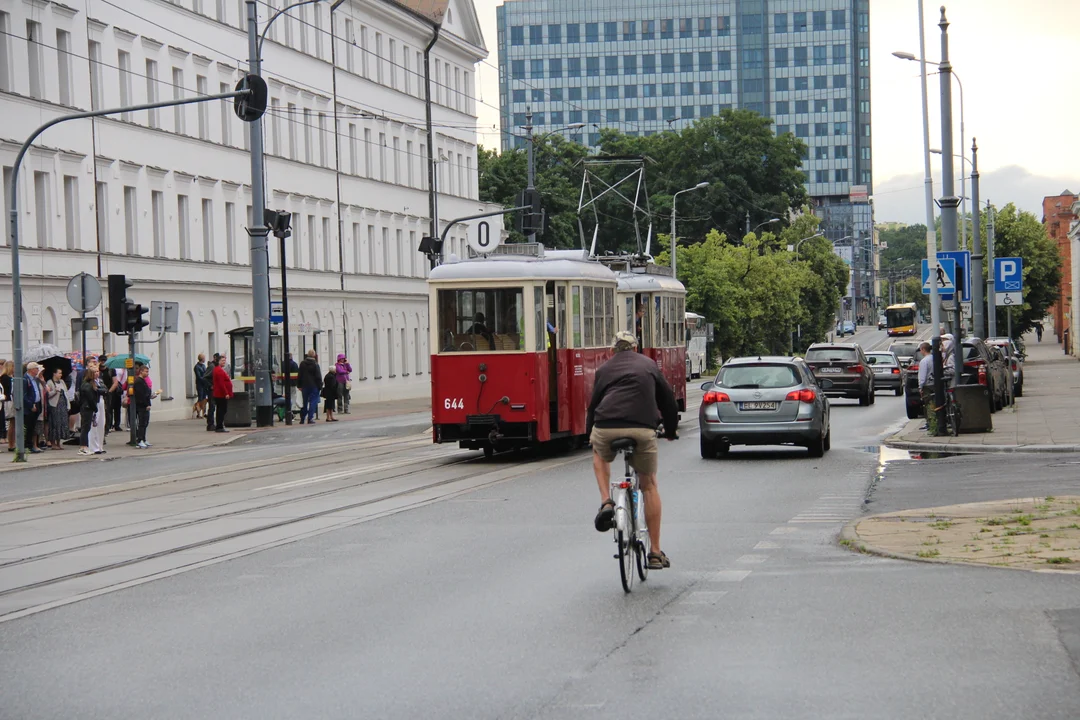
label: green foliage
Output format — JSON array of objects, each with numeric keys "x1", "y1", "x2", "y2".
[
  {"x1": 657, "y1": 215, "x2": 849, "y2": 359},
  {"x1": 880, "y1": 224, "x2": 930, "y2": 273},
  {"x1": 983, "y1": 203, "x2": 1062, "y2": 339}
]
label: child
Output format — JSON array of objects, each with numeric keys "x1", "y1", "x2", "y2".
[{"x1": 321, "y1": 368, "x2": 339, "y2": 422}]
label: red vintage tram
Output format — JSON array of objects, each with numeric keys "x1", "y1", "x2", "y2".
[{"x1": 428, "y1": 245, "x2": 687, "y2": 454}]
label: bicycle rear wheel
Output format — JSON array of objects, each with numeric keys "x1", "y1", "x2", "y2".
[
  {"x1": 617, "y1": 530, "x2": 634, "y2": 592},
  {"x1": 948, "y1": 400, "x2": 961, "y2": 437}
]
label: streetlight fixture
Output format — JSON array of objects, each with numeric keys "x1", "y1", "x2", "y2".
[
  {"x1": 791, "y1": 232, "x2": 825, "y2": 259},
  {"x1": 521, "y1": 111, "x2": 586, "y2": 243},
  {"x1": 671, "y1": 182, "x2": 709, "y2": 276},
  {"x1": 890, "y1": 0, "x2": 941, "y2": 336},
  {"x1": 752, "y1": 218, "x2": 783, "y2": 234}
]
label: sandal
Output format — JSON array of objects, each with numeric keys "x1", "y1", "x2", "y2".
[
  {"x1": 647, "y1": 551, "x2": 670, "y2": 570},
  {"x1": 594, "y1": 499, "x2": 616, "y2": 532}
]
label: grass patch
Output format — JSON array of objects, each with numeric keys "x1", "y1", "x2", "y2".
[
  {"x1": 1046, "y1": 557, "x2": 1074, "y2": 565},
  {"x1": 916, "y1": 548, "x2": 941, "y2": 559},
  {"x1": 984, "y1": 517, "x2": 1012, "y2": 526},
  {"x1": 929, "y1": 520, "x2": 955, "y2": 530},
  {"x1": 1004, "y1": 527, "x2": 1034, "y2": 537}
]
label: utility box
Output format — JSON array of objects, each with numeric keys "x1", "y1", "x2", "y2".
[
  {"x1": 955, "y1": 384, "x2": 993, "y2": 433},
  {"x1": 225, "y1": 391, "x2": 252, "y2": 427}
]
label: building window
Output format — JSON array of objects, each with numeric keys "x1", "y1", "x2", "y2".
[
  {"x1": 681, "y1": 105, "x2": 694, "y2": 119},
  {"x1": 606, "y1": 85, "x2": 619, "y2": 100},
  {"x1": 642, "y1": 55, "x2": 656, "y2": 74},
  {"x1": 550, "y1": 88, "x2": 563, "y2": 101},
  {"x1": 662, "y1": 83, "x2": 675, "y2": 97},
  {"x1": 717, "y1": 80, "x2": 732, "y2": 94},
  {"x1": 587, "y1": 86, "x2": 600, "y2": 100},
  {"x1": 124, "y1": 186, "x2": 138, "y2": 254},
  {"x1": 717, "y1": 51, "x2": 731, "y2": 71},
  {"x1": 625, "y1": 108, "x2": 638, "y2": 121},
  {"x1": 793, "y1": 12, "x2": 807, "y2": 32},
  {"x1": 835, "y1": 145, "x2": 849, "y2": 159},
  {"x1": 835, "y1": 74, "x2": 848, "y2": 89},
  {"x1": 529, "y1": 25, "x2": 542, "y2": 44},
  {"x1": 814, "y1": 46, "x2": 827, "y2": 66},
  {"x1": 93, "y1": 181, "x2": 108, "y2": 251},
  {"x1": 813, "y1": 11, "x2": 827, "y2": 31},
  {"x1": 833, "y1": 10, "x2": 846, "y2": 30},
  {"x1": 604, "y1": 21, "x2": 617, "y2": 41},
  {"x1": 813, "y1": 123, "x2": 828, "y2": 136},
  {"x1": 795, "y1": 100, "x2": 809, "y2": 114},
  {"x1": 0, "y1": 12, "x2": 11, "y2": 92},
  {"x1": 549, "y1": 58, "x2": 563, "y2": 78},
  {"x1": 699, "y1": 81, "x2": 712, "y2": 95},
  {"x1": 859, "y1": 13, "x2": 869, "y2": 33},
  {"x1": 643, "y1": 84, "x2": 656, "y2": 98},
  {"x1": 774, "y1": 13, "x2": 787, "y2": 34},
  {"x1": 833, "y1": 45, "x2": 847, "y2": 64},
  {"x1": 815, "y1": 146, "x2": 828, "y2": 160},
  {"x1": 834, "y1": 122, "x2": 849, "y2": 135},
  {"x1": 622, "y1": 85, "x2": 636, "y2": 99},
  {"x1": 512, "y1": 89, "x2": 525, "y2": 103},
  {"x1": 742, "y1": 49, "x2": 764, "y2": 70},
  {"x1": 551, "y1": 110, "x2": 564, "y2": 125},
  {"x1": 225, "y1": 202, "x2": 236, "y2": 263},
  {"x1": 661, "y1": 54, "x2": 674, "y2": 73},
  {"x1": 178, "y1": 194, "x2": 191, "y2": 259},
  {"x1": 569, "y1": 110, "x2": 582, "y2": 123},
  {"x1": 150, "y1": 189, "x2": 164, "y2": 257},
  {"x1": 641, "y1": 20, "x2": 654, "y2": 40},
  {"x1": 118, "y1": 50, "x2": 132, "y2": 119},
  {"x1": 606, "y1": 109, "x2": 619, "y2": 123},
  {"x1": 795, "y1": 77, "x2": 809, "y2": 91},
  {"x1": 698, "y1": 17, "x2": 711, "y2": 37},
  {"x1": 510, "y1": 26, "x2": 523, "y2": 46},
  {"x1": 835, "y1": 98, "x2": 848, "y2": 113},
  {"x1": 795, "y1": 124, "x2": 809, "y2": 138},
  {"x1": 814, "y1": 99, "x2": 828, "y2": 113},
  {"x1": 511, "y1": 59, "x2": 524, "y2": 78},
  {"x1": 567, "y1": 24, "x2": 580, "y2": 43},
  {"x1": 744, "y1": 78, "x2": 764, "y2": 94},
  {"x1": 197, "y1": 75, "x2": 209, "y2": 139},
  {"x1": 794, "y1": 47, "x2": 808, "y2": 67},
  {"x1": 549, "y1": 24, "x2": 562, "y2": 44},
  {"x1": 586, "y1": 56, "x2": 599, "y2": 76},
  {"x1": 568, "y1": 88, "x2": 581, "y2": 103},
  {"x1": 680, "y1": 82, "x2": 694, "y2": 96},
  {"x1": 775, "y1": 77, "x2": 789, "y2": 92},
  {"x1": 202, "y1": 199, "x2": 214, "y2": 262},
  {"x1": 717, "y1": 16, "x2": 730, "y2": 36},
  {"x1": 774, "y1": 48, "x2": 788, "y2": 68},
  {"x1": 660, "y1": 19, "x2": 674, "y2": 39},
  {"x1": 680, "y1": 52, "x2": 694, "y2": 72},
  {"x1": 813, "y1": 75, "x2": 827, "y2": 90},
  {"x1": 663, "y1": 106, "x2": 676, "y2": 121},
  {"x1": 775, "y1": 101, "x2": 789, "y2": 115},
  {"x1": 742, "y1": 14, "x2": 762, "y2": 35},
  {"x1": 585, "y1": 22, "x2": 599, "y2": 42},
  {"x1": 859, "y1": 47, "x2": 869, "y2": 67},
  {"x1": 643, "y1": 107, "x2": 657, "y2": 121},
  {"x1": 815, "y1": 170, "x2": 828, "y2": 183},
  {"x1": 567, "y1": 57, "x2": 581, "y2": 77},
  {"x1": 775, "y1": 124, "x2": 789, "y2": 135},
  {"x1": 530, "y1": 59, "x2": 544, "y2": 78},
  {"x1": 587, "y1": 109, "x2": 600, "y2": 124},
  {"x1": 605, "y1": 56, "x2": 619, "y2": 76},
  {"x1": 623, "y1": 55, "x2": 637, "y2": 75},
  {"x1": 835, "y1": 169, "x2": 849, "y2": 183},
  {"x1": 26, "y1": 21, "x2": 44, "y2": 100}
]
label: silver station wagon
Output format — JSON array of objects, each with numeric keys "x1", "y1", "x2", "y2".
[{"x1": 699, "y1": 356, "x2": 832, "y2": 459}]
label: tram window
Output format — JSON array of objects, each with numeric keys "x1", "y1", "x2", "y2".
[
  {"x1": 625, "y1": 297, "x2": 634, "y2": 336},
  {"x1": 583, "y1": 286, "x2": 595, "y2": 347},
  {"x1": 534, "y1": 287, "x2": 546, "y2": 351},
  {"x1": 572, "y1": 286, "x2": 582, "y2": 347},
  {"x1": 604, "y1": 288, "x2": 614, "y2": 344},
  {"x1": 653, "y1": 296, "x2": 661, "y2": 348},
  {"x1": 557, "y1": 285, "x2": 567, "y2": 349},
  {"x1": 677, "y1": 297, "x2": 685, "y2": 343},
  {"x1": 437, "y1": 287, "x2": 524, "y2": 353}
]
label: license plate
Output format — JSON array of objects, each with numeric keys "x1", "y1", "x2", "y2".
[
  {"x1": 818, "y1": 367, "x2": 842, "y2": 374},
  {"x1": 874, "y1": 368, "x2": 891, "y2": 374},
  {"x1": 740, "y1": 401, "x2": 778, "y2": 411}
]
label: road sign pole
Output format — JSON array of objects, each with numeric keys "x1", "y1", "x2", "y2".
[
  {"x1": 1007, "y1": 306, "x2": 1012, "y2": 341},
  {"x1": 987, "y1": 202, "x2": 997, "y2": 337}
]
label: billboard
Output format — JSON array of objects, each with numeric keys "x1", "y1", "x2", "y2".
[
  {"x1": 849, "y1": 185, "x2": 869, "y2": 203},
  {"x1": 387, "y1": 0, "x2": 449, "y2": 23}
]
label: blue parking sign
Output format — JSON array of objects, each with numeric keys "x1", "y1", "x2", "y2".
[{"x1": 994, "y1": 257, "x2": 1023, "y2": 293}]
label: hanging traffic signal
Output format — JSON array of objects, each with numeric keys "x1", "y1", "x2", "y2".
[
  {"x1": 108, "y1": 274, "x2": 132, "y2": 334},
  {"x1": 125, "y1": 301, "x2": 150, "y2": 334}
]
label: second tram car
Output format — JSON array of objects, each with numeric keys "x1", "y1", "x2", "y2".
[{"x1": 429, "y1": 246, "x2": 687, "y2": 455}]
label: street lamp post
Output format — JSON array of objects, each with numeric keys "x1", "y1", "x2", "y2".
[
  {"x1": 752, "y1": 218, "x2": 782, "y2": 235},
  {"x1": 792, "y1": 232, "x2": 824, "y2": 259},
  {"x1": 246, "y1": 0, "x2": 324, "y2": 428},
  {"x1": 671, "y1": 182, "x2": 710, "y2": 277},
  {"x1": 522, "y1": 110, "x2": 585, "y2": 244}
]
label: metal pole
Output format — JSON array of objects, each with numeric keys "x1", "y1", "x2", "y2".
[
  {"x1": 745, "y1": 211, "x2": 750, "y2": 237},
  {"x1": 938, "y1": 7, "x2": 964, "y2": 371},
  {"x1": 987, "y1": 201, "x2": 997, "y2": 337},
  {"x1": 918, "y1": 0, "x2": 941, "y2": 336},
  {"x1": 80, "y1": 275, "x2": 88, "y2": 372},
  {"x1": 670, "y1": 193, "x2": 677, "y2": 277},
  {"x1": 970, "y1": 138, "x2": 984, "y2": 338},
  {"x1": 957, "y1": 75, "x2": 967, "y2": 251},
  {"x1": 128, "y1": 333, "x2": 137, "y2": 446},
  {"x1": 526, "y1": 108, "x2": 536, "y2": 244},
  {"x1": 246, "y1": 1, "x2": 272, "y2": 427},
  {"x1": 1007, "y1": 306, "x2": 1013, "y2": 340},
  {"x1": 424, "y1": 26, "x2": 441, "y2": 267},
  {"x1": 280, "y1": 230, "x2": 293, "y2": 424}
]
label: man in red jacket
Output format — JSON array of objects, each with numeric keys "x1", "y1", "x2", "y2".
[{"x1": 211, "y1": 355, "x2": 233, "y2": 433}]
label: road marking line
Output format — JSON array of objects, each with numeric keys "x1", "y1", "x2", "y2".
[
  {"x1": 706, "y1": 570, "x2": 752, "y2": 582},
  {"x1": 754, "y1": 540, "x2": 780, "y2": 550},
  {"x1": 683, "y1": 591, "x2": 729, "y2": 604},
  {"x1": 736, "y1": 554, "x2": 769, "y2": 564},
  {"x1": 770, "y1": 527, "x2": 799, "y2": 535}
]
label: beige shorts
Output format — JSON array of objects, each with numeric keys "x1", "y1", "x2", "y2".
[{"x1": 590, "y1": 426, "x2": 659, "y2": 478}]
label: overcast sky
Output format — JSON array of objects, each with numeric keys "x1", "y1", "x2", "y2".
[{"x1": 469, "y1": 0, "x2": 1080, "y2": 224}]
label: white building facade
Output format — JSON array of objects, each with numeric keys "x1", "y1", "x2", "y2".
[{"x1": 1, "y1": 0, "x2": 496, "y2": 419}]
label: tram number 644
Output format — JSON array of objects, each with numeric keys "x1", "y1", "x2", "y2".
[{"x1": 444, "y1": 398, "x2": 464, "y2": 410}]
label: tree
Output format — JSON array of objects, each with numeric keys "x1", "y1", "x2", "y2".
[
  {"x1": 879, "y1": 224, "x2": 930, "y2": 274},
  {"x1": 983, "y1": 203, "x2": 1062, "y2": 339}
]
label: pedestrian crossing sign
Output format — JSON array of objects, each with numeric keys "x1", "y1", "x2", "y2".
[{"x1": 922, "y1": 258, "x2": 956, "y2": 297}]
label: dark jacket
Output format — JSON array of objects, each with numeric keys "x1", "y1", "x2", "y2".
[
  {"x1": 133, "y1": 376, "x2": 152, "y2": 409},
  {"x1": 298, "y1": 358, "x2": 322, "y2": 390},
  {"x1": 193, "y1": 362, "x2": 209, "y2": 392},
  {"x1": 321, "y1": 371, "x2": 338, "y2": 400},
  {"x1": 80, "y1": 379, "x2": 105, "y2": 419},
  {"x1": 586, "y1": 351, "x2": 679, "y2": 439}
]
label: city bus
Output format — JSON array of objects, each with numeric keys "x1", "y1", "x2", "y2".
[
  {"x1": 685, "y1": 312, "x2": 709, "y2": 380},
  {"x1": 885, "y1": 302, "x2": 919, "y2": 337}
]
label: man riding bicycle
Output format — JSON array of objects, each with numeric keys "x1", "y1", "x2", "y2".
[{"x1": 586, "y1": 331, "x2": 680, "y2": 570}]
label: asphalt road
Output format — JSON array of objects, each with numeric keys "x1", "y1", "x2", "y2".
[{"x1": 2, "y1": 365, "x2": 1078, "y2": 718}]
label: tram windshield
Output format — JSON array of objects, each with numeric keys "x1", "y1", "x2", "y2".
[{"x1": 438, "y1": 288, "x2": 525, "y2": 352}]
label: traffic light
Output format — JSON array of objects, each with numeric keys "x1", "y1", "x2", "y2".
[
  {"x1": 125, "y1": 301, "x2": 150, "y2": 334},
  {"x1": 108, "y1": 274, "x2": 132, "y2": 334},
  {"x1": 516, "y1": 188, "x2": 544, "y2": 235}
]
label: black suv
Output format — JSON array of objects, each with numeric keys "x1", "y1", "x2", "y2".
[
  {"x1": 805, "y1": 343, "x2": 875, "y2": 405},
  {"x1": 905, "y1": 338, "x2": 1008, "y2": 418}
]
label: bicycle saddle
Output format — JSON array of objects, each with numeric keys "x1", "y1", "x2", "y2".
[{"x1": 610, "y1": 438, "x2": 637, "y2": 452}]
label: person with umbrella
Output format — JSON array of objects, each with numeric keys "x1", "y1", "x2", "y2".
[{"x1": 45, "y1": 366, "x2": 69, "y2": 449}]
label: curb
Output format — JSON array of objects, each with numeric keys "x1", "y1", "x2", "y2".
[
  {"x1": 883, "y1": 439, "x2": 1080, "y2": 455},
  {"x1": 838, "y1": 517, "x2": 1080, "y2": 575}
]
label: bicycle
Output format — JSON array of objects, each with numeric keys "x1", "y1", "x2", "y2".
[
  {"x1": 944, "y1": 386, "x2": 961, "y2": 437},
  {"x1": 608, "y1": 437, "x2": 650, "y2": 593}
]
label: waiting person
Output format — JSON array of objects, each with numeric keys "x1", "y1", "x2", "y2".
[
  {"x1": 23, "y1": 362, "x2": 44, "y2": 454},
  {"x1": 88, "y1": 361, "x2": 108, "y2": 454},
  {"x1": 79, "y1": 367, "x2": 106, "y2": 456},
  {"x1": 211, "y1": 354, "x2": 233, "y2": 433},
  {"x1": 45, "y1": 367, "x2": 69, "y2": 449},
  {"x1": 917, "y1": 341, "x2": 935, "y2": 433},
  {"x1": 322, "y1": 367, "x2": 339, "y2": 422},
  {"x1": 193, "y1": 353, "x2": 210, "y2": 419},
  {"x1": 33, "y1": 368, "x2": 48, "y2": 451},
  {"x1": 335, "y1": 354, "x2": 352, "y2": 414},
  {"x1": 1, "y1": 360, "x2": 13, "y2": 452},
  {"x1": 206, "y1": 353, "x2": 221, "y2": 432},
  {"x1": 133, "y1": 365, "x2": 155, "y2": 448},
  {"x1": 297, "y1": 350, "x2": 322, "y2": 424}
]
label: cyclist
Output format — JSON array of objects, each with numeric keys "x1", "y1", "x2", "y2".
[{"x1": 586, "y1": 331, "x2": 679, "y2": 570}]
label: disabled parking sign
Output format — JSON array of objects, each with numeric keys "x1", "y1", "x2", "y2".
[{"x1": 994, "y1": 257, "x2": 1023, "y2": 306}]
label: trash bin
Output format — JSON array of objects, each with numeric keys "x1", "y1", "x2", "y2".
[
  {"x1": 954, "y1": 384, "x2": 992, "y2": 433},
  {"x1": 225, "y1": 391, "x2": 252, "y2": 427}
]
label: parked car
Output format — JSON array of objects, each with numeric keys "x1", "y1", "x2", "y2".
[
  {"x1": 877, "y1": 314, "x2": 887, "y2": 330},
  {"x1": 888, "y1": 341, "x2": 922, "y2": 367},
  {"x1": 866, "y1": 351, "x2": 904, "y2": 395},
  {"x1": 804, "y1": 343, "x2": 875, "y2": 405},
  {"x1": 835, "y1": 320, "x2": 856, "y2": 337},
  {"x1": 986, "y1": 336, "x2": 1024, "y2": 397},
  {"x1": 699, "y1": 356, "x2": 831, "y2": 458},
  {"x1": 904, "y1": 358, "x2": 925, "y2": 419}
]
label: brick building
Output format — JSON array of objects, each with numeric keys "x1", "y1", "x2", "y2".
[{"x1": 1043, "y1": 190, "x2": 1079, "y2": 342}]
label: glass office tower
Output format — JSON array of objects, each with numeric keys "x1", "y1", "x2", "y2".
[{"x1": 497, "y1": 0, "x2": 875, "y2": 310}]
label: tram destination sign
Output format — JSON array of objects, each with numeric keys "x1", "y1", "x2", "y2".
[{"x1": 467, "y1": 220, "x2": 502, "y2": 256}]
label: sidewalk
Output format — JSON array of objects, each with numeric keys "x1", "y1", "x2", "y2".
[
  {"x1": 1, "y1": 396, "x2": 432, "y2": 473},
  {"x1": 885, "y1": 332, "x2": 1080, "y2": 453}
]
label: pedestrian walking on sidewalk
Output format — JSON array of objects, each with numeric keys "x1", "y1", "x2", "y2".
[
  {"x1": 322, "y1": 369, "x2": 339, "y2": 422},
  {"x1": 1036, "y1": 322, "x2": 1044, "y2": 342},
  {"x1": 297, "y1": 350, "x2": 322, "y2": 424},
  {"x1": 335, "y1": 354, "x2": 352, "y2": 414},
  {"x1": 211, "y1": 355, "x2": 233, "y2": 433},
  {"x1": 193, "y1": 354, "x2": 210, "y2": 419},
  {"x1": 46, "y1": 367, "x2": 69, "y2": 449},
  {"x1": 133, "y1": 365, "x2": 155, "y2": 448},
  {"x1": 917, "y1": 342, "x2": 936, "y2": 434}
]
